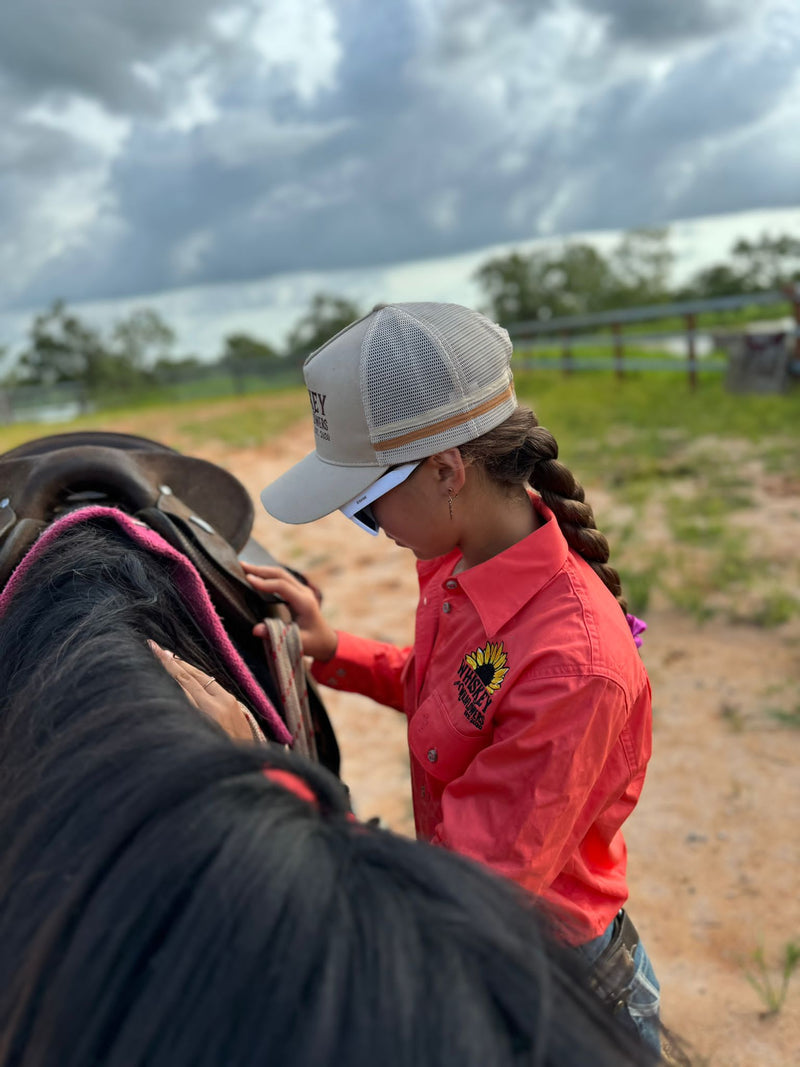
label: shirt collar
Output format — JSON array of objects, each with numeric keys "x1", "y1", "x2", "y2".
[{"x1": 454, "y1": 495, "x2": 568, "y2": 635}]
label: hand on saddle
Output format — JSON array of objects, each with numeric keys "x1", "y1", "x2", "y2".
[
  {"x1": 147, "y1": 640, "x2": 267, "y2": 744},
  {"x1": 242, "y1": 563, "x2": 338, "y2": 662}
]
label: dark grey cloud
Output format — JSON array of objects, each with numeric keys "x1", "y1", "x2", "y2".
[
  {"x1": 428, "y1": 0, "x2": 752, "y2": 59},
  {"x1": 544, "y1": 24, "x2": 800, "y2": 235},
  {"x1": 1, "y1": 0, "x2": 798, "y2": 313},
  {"x1": 0, "y1": 0, "x2": 227, "y2": 113},
  {"x1": 576, "y1": 0, "x2": 751, "y2": 43}
]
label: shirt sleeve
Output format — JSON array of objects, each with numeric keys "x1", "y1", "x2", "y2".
[
  {"x1": 310, "y1": 630, "x2": 411, "y2": 712},
  {"x1": 430, "y1": 669, "x2": 636, "y2": 895}
]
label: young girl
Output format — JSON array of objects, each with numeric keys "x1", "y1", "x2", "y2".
[{"x1": 251, "y1": 302, "x2": 661, "y2": 1054}]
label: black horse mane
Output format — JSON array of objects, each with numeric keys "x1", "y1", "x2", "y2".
[{"x1": 0, "y1": 518, "x2": 656, "y2": 1067}]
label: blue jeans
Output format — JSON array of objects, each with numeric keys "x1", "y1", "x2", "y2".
[{"x1": 575, "y1": 911, "x2": 662, "y2": 1057}]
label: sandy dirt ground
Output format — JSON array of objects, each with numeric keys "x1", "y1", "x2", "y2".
[{"x1": 118, "y1": 409, "x2": 800, "y2": 1066}]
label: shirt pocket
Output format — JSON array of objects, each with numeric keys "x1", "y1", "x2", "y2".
[{"x1": 408, "y1": 688, "x2": 491, "y2": 783}]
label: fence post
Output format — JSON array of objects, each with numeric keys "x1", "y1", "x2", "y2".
[
  {"x1": 230, "y1": 360, "x2": 245, "y2": 396},
  {"x1": 561, "y1": 330, "x2": 572, "y2": 376},
  {"x1": 612, "y1": 322, "x2": 624, "y2": 380},
  {"x1": 791, "y1": 285, "x2": 800, "y2": 374},
  {"x1": 685, "y1": 312, "x2": 697, "y2": 391}
]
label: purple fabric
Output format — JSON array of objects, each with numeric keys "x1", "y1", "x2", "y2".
[
  {"x1": 626, "y1": 612, "x2": 647, "y2": 649},
  {"x1": 0, "y1": 505, "x2": 291, "y2": 744}
]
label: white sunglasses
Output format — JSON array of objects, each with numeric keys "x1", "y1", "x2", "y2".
[{"x1": 339, "y1": 461, "x2": 421, "y2": 535}]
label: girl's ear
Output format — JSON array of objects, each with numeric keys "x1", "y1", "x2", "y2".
[{"x1": 427, "y1": 448, "x2": 466, "y2": 493}]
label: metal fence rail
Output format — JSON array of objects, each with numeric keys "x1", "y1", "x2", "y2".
[
  {"x1": 507, "y1": 287, "x2": 800, "y2": 390},
  {"x1": 2, "y1": 289, "x2": 799, "y2": 424},
  {"x1": 0, "y1": 361, "x2": 304, "y2": 426}
]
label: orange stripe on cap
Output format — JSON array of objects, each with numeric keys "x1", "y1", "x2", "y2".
[{"x1": 374, "y1": 383, "x2": 514, "y2": 452}]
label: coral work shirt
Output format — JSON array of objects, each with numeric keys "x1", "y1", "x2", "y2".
[{"x1": 312, "y1": 497, "x2": 652, "y2": 944}]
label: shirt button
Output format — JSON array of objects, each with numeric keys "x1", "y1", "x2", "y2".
[
  {"x1": 445, "y1": 579, "x2": 457, "y2": 590},
  {"x1": 442, "y1": 602, "x2": 451, "y2": 613},
  {"x1": 427, "y1": 748, "x2": 438, "y2": 763}
]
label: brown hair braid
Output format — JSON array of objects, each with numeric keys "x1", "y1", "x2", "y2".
[{"x1": 459, "y1": 406, "x2": 627, "y2": 613}]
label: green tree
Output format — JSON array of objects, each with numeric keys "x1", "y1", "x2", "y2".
[
  {"x1": 608, "y1": 227, "x2": 675, "y2": 306},
  {"x1": 152, "y1": 354, "x2": 202, "y2": 380},
  {"x1": 17, "y1": 301, "x2": 112, "y2": 388},
  {"x1": 474, "y1": 250, "x2": 553, "y2": 325},
  {"x1": 551, "y1": 243, "x2": 621, "y2": 315},
  {"x1": 677, "y1": 231, "x2": 800, "y2": 299},
  {"x1": 475, "y1": 243, "x2": 623, "y2": 324},
  {"x1": 475, "y1": 229, "x2": 677, "y2": 326},
  {"x1": 730, "y1": 232, "x2": 800, "y2": 291},
  {"x1": 111, "y1": 308, "x2": 176, "y2": 370},
  {"x1": 676, "y1": 263, "x2": 753, "y2": 300},
  {"x1": 285, "y1": 293, "x2": 361, "y2": 362},
  {"x1": 16, "y1": 301, "x2": 161, "y2": 392},
  {"x1": 221, "y1": 332, "x2": 280, "y2": 366}
]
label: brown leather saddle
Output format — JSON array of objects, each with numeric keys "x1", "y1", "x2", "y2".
[{"x1": 0, "y1": 430, "x2": 339, "y2": 773}]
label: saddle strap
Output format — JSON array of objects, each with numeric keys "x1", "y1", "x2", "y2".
[{"x1": 260, "y1": 617, "x2": 318, "y2": 762}]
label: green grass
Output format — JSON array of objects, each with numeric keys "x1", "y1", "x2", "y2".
[
  {"x1": 743, "y1": 941, "x2": 800, "y2": 1016},
  {"x1": 513, "y1": 368, "x2": 799, "y2": 444},
  {"x1": 3, "y1": 368, "x2": 799, "y2": 629},
  {"x1": 506, "y1": 372, "x2": 797, "y2": 628},
  {"x1": 664, "y1": 492, "x2": 751, "y2": 545},
  {"x1": 746, "y1": 592, "x2": 800, "y2": 629},
  {"x1": 176, "y1": 394, "x2": 309, "y2": 448},
  {"x1": 616, "y1": 564, "x2": 658, "y2": 616},
  {"x1": 766, "y1": 704, "x2": 800, "y2": 729},
  {"x1": 0, "y1": 384, "x2": 310, "y2": 453}
]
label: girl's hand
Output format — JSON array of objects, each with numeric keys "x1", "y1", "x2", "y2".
[
  {"x1": 148, "y1": 640, "x2": 266, "y2": 743},
  {"x1": 242, "y1": 563, "x2": 338, "y2": 662}
]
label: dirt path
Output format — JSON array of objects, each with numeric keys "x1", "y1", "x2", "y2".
[{"x1": 120, "y1": 411, "x2": 800, "y2": 1065}]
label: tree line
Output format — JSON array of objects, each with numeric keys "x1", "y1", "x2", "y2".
[
  {"x1": 1, "y1": 294, "x2": 363, "y2": 394},
  {"x1": 3, "y1": 228, "x2": 798, "y2": 392}
]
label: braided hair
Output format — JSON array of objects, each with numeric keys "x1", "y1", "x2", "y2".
[{"x1": 459, "y1": 406, "x2": 627, "y2": 613}]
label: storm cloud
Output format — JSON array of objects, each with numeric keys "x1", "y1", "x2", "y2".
[{"x1": 0, "y1": 0, "x2": 797, "y2": 311}]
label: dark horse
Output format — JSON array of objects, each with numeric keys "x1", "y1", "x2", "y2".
[{"x1": 0, "y1": 433, "x2": 656, "y2": 1067}]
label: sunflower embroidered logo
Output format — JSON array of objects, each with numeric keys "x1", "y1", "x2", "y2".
[
  {"x1": 454, "y1": 641, "x2": 510, "y2": 729},
  {"x1": 465, "y1": 642, "x2": 509, "y2": 692}
]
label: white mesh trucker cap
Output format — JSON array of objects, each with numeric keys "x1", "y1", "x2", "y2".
[{"x1": 260, "y1": 302, "x2": 517, "y2": 524}]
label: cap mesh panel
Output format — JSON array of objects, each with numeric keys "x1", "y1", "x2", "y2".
[{"x1": 361, "y1": 303, "x2": 514, "y2": 462}]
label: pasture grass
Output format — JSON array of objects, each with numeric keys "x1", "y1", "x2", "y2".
[
  {"x1": 176, "y1": 392, "x2": 309, "y2": 448},
  {"x1": 509, "y1": 369, "x2": 800, "y2": 627},
  {"x1": 766, "y1": 704, "x2": 800, "y2": 729},
  {"x1": 2, "y1": 369, "x2": 798, "y2": 631},
  {"x1": 743, "y1": 941, "x2": 800, "y2": 1016},
  {"x1": 511, "y1": 368, "x2": 800, "y2": 467},
  {"x1": 0, "y1": 386, "x2": 310, "y2": 454}
]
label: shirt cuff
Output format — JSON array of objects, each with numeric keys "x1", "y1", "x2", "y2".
[{"x1": 310, "y1": 630, "x2": 362, "y2": 688}]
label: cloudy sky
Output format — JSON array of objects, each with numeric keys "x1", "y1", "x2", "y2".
[{"x1": 1, "y1": 0, "x2": 799, "y2": 355}]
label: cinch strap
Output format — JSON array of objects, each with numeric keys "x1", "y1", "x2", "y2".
[{"x1": 260, "y1": 616, "x2": 318, "y2": 761}]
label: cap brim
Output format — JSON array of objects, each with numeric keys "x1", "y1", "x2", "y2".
[{"x1": 260, "y1": 450, "x2": 389, "y2": 524}]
